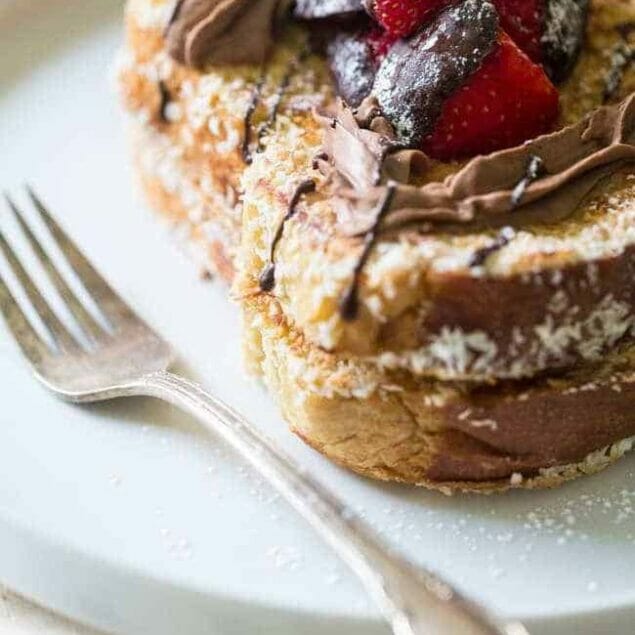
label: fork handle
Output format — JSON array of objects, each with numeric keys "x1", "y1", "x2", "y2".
[{"x1": 136, "y1": 370, "x2": 527, "y2": 635}]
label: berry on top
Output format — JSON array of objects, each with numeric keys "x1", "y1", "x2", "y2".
[
  {"x1": 363, "y1": 0, "x2": 588, "y2": 82},
  {"x1": 372, "y1": 1, "x2": 559, "y2": 160},
  {"x1": 365, "y1": 0, "x2": 450, "y2": 38},
  {"x1": 492, "y1": 0, "x2": 544, "y2": 62},
  {"x1": 305, "y1": 0, "x2": 579, "y2": 160}
]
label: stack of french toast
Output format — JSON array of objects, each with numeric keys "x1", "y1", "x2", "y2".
[{"x1": 118, "y1": 0, "x2": 635, "y2": 492}]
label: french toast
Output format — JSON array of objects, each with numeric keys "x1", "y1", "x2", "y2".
[{"x1": 118, "y1": 0, "x2": 635, "y2": 492}]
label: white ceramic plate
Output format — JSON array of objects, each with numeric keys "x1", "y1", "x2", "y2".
[{"x1": 1, "y1": 2, "x2": 635, "y2": 634}]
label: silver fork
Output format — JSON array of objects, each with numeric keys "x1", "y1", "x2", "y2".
[{"x1": 0, "y1": 189, "x2": 529, "y2": 635}]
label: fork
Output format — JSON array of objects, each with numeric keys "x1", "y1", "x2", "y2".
[{"x1": 0, "y1": 189, "x2": 529, "y2": 635}]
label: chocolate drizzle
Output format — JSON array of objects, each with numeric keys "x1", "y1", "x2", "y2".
[
  {"x1": 312, "y1": 152, "x2": 329, "y2": 170},
  {"x1": 339, "y1": 184, "x2": 396, "y2": 321},
  {"x1": 259, "y1": 179, "x2": 316, "y2": 292},
  {"x1": 510, "y1": 155, "x2": 547, "y2": 208},
  {"x1": 258, "y1": 49, "x2": 310, "y2": 153},
  {"x1": 242, "y1": 49, "x2": 309, "y2": 164},
  {"x1": 469, "y1": 227, "x2": 515, "y2": 268},
  {"x1": 241, "y1": 72, "x2": 266, "y2": 164},
  {"x1": 158, "y1": 80, "x2": 172, "y2": 122}
]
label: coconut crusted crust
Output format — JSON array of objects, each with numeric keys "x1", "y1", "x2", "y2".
[{"x1": 119, "y1": 0, "x2": 635, "y2": 491}]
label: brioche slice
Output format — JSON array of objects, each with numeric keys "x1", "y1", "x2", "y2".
[{"x1": 118, "y1": 0, "x2": 635, "y2": 491}]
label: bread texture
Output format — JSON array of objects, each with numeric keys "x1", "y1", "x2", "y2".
[{"x1": 119, "y1": 0, "x2": 635, "y2": 491}]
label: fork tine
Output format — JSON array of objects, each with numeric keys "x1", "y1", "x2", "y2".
[
  {"x1": 27, "y1": 188, "x2": 138, "y2": 331},
  {"x1": 0, "y1": 270, "x2": 49, "y2": 364},
  {"x1": 0, "y1": 226, "x2": 80, "y2": 353},
  {"x1": 6, "y1": 193, "x2": 105, "y2": 342}
]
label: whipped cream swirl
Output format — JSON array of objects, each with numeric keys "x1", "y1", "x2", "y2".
[{"x1": 317, "y1": 93, "x2": 635, "y2": 237}]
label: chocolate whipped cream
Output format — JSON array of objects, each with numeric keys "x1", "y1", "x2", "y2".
[
  {"x1": 432, "y1": 358, "x2": 635, "y2": 482},
  {"x1": 166, "y1": 0, "x2": 290, "y2": 68},
  {"x1": 318, "y1": 93, "x2": 635, "y2": 237}
]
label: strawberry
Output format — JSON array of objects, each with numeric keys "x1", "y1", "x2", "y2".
[
  {"x1": 365, "y1": 0, "x2": 450, "y2": 38},
  {"x1": 422, "y1": 33, "x2": 559, "y2": 160},
  {"x1": 492, "y1": 0, "x2": 589, "y2": 82},
  {"x1": 373, "y1": 0, "x2": 559, "y2": 160},
  {"x1": 492, "y1": 0, "x2": 544, "y2": 63}
]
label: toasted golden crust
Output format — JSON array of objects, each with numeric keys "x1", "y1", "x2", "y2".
[{"x1": 120, "y1": 0, "x2": 635, "y2": 491}]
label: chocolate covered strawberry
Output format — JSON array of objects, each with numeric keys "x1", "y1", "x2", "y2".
[
  {"x1": 423, "y1": 33, "x2": 559, "y2": 160},
  {"x1": 373, "y1": 0, "x2": 559, "y2": 160},
  {"x1": 540, "y1": 0, "x2": 589, "y2": 83},
  {"x1": 326, "y1": 29, "x2": 378, "y2": 107},
  {"x1": 326, "y1": 26, "x2": 397, "y2": 106},
  {"x1": 363, "y1": 0, "x2": 588, "y2": 82}
]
